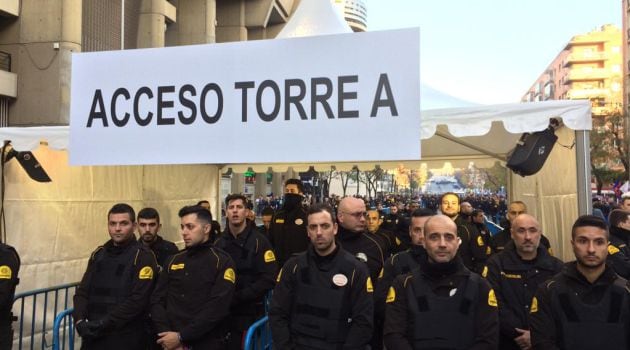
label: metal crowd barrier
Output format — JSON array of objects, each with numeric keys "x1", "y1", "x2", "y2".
[
  {"x1": 243, "y1": 316, "x2": 272, "y2": 350},
  {"x1": 52, "y1": 308, "x2": 75, "y2": 350},
  {"x1": 12, "y1": 282, "x2": 79, "y2": 349}
]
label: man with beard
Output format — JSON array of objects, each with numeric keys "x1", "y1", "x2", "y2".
[
  {"x1": 530, "y1": 215, "x2": 630, "y2": 350},
  {"x1": 151, "y1": 205, "x2": 236, "y2": 349},
  {"x1": 460, "y1": 201, "x2": 474, "y2": 223},
  {"x1": 74, "y1": 203, "x2": 158, "y2": 350},
  {"x1": 269, "y1": 179, "x2": 309, "y2": 266},
  {"x1": 607, "y1": 209, "x2": 630, "y2": 278},
  {"x1": 484, "y1": 214, "x2": 562, "y2": 350},
  {"x1": 384, "y1": 215, "x2": 499, "y2": 349},
  {"x1": 269, "y1": 204, "x2": 373, "y2": 349},
  {"x1": 440, "y1": 192, "x2": 490, "y2": 273},
  {"x1": 137, "y1": 207, "x2": 179, "y2": 269},
  {"x1": 214, "y1": 194, "x2": 278, "y2": 350}
]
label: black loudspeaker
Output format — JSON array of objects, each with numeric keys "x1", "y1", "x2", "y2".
[{"x1": 506, "y1": 127, "x2": 557, "y2": 177}]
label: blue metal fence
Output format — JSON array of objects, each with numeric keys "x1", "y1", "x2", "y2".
[
  {"x1": 243, "y1": 316, "x2": 272, "y2": 350},
  {"x1": 12, "y1": 282, "x2": 79, "y2": 349},
  {"x1": 52, "y1": 308, "x2": 75, "y2": 350}
]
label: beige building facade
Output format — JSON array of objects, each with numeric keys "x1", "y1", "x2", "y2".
[
  {"x1": 522, "y1": 24, "x2": 623, "y2": 118},
  {"x1": 0, "y1": 0, "x2": 301, "y2": 127}
]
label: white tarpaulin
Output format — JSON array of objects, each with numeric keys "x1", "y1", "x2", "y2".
[{"x1": 69, "y1": 28, "x2": 421, "y2": 166}]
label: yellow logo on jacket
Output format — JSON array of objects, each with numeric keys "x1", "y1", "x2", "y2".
[
  {"x1": 0, "y1": 265, "x2": 11, "y2": 279},
  {"x1": 224, "y1": 268, "x2": 236, "y2": 283},
  {"x1": 488, "y1": 289, "x2": 498, "y2": 307},
  {"x1": 530, "y1": 297, "x2": 538, "y2": 313},
  {"x1": 481, "y1": 266, "x2": 488, "y2": 278},
  {"x1": 366, "y1": 277, "x2": 374, "y2": 293},
  {"x1": 386, "y1": 287, "x2": 396, "y2": 303},
  {"x1": 170, "y1": 263, "x2": 185, "y2": 271},
  {"x1": 139, "y1": 266, "x2": 154, "y2": 280},
  {"x1": 608, "y1": 245, "x2": 620, "y2": 255},
  {"x1": 275, "y1": 219, "x2": 285, "y2": 224},
  {"x1": 264, "y1": 250, "x2": 276, "y2": 263}
]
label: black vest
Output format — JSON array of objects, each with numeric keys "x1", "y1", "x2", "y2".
[
  {"x1": 87, "y1": 243, "x2": 138, "y2": 321},
  {"x1": 393, "y1": 250, "x2": 421, "y2": 276},
  {"x1": 407, "y1": 273, "x2": 480, "y2": 350},
  {"x1": 550, "y1": 276, "x2": 630, "y2": 350},
  {"x1": 0, "y1": 244, "x2": 19, "y2": 323},
  {"x1": 290, "y1": 252, "x2": 356, "y2": 349},
  {"x1": 214, "y1": 229, "x2": 259, "y2": 291}
]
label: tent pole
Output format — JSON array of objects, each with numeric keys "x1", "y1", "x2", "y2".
[
  {"x1": 434, "y1": 131, "x2": 507, "y2": 161},
  {"x1": 575, "y1": 130, "x2": 591, "y2": 215}
]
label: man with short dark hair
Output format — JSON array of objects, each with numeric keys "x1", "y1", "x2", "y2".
[
  {"x1": 270, "y1": 203, "x2": 374, "y2": 349},
  {"x1": 268, "y1": 179, "x2": 309, "y2": 266},
  {"x1": 530, "y1": 215, "x2": 630, "y2": 350},
  {"x1": 384, "y1": 215, "x2": 499, "y2": 349},
  {"x1": 214, "y1": 194, "x2": 278, "y2": 350},
  {"x1": 620, "y1": 196, "x2": 630, "y2": 211},
  {"x1": 137, "y1": 207, "x2": 178, "y2": 268},
  {"x1": 484, "y1": 214, "x2": 562, "y2": 350},
  {"x1": 74, "y1": 203, "x2": 158, "y2": 350},
  {"x1": 259, "y1": 206, "x2": 275, "y2": 237},
  {"x1": 151, "y1": 205, "x2": 236, "y2": 349},
  {"x1": 197, "y1": 200, "x2": 222, "y2": 242},
  {"x1": 607, "y1": 209, "x2": 630, "y2": 278}
]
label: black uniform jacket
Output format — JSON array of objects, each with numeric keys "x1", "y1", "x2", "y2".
[
  {"x1": 214, "y1": 223, "x2": 278, "y2": 310},
  {"x1": 455, "y1": 215, "x2": 491, "y2": 274},
  {"x1": 269, "y1": 245, "x2": 374, "y2": 350},
  {"x1": 0, "y1": 243, "x2": 19, "y2": 320},
  {"x1": 529, "y1": 262, "x2": 630, "y2": 350},
  {"x1": 374, "y1": 245, "x2": 426, "y2": 318},
  {"x1": 150, "y1": 240, "x2": 236, "y2": 345},
  {"x1": 607, "y1": 225, "x2": 630, "y2": 279},
  {"x1": 493, "y1": 224, "x2": 552, "y2": 254},
  {"x1": 73, "y1": 239, "x2": 158, "y2": 331},
  {"x1": 483, "y1": 241, "x2": 562, "y2": 349},
  {"x1": 140, "y1": 235, "x2": 179, "y2": 269},
  {"x1": 383, "y1": 255, "x2": 499, "y2": 350},
  {"x1": 268, "y1": 206, "x2": 309, "y2": 266},
  {"x1": 336, "y1": 225, "x2": 385, "y2": 286}
]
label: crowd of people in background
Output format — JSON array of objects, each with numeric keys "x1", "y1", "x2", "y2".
[{"x1": 3, "y1": 181, "x2": 630, "y2": 350}]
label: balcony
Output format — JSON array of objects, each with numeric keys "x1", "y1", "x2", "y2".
[
  {"x1": 567, "y1": 88, "x2": 609, "y2": 99},
  {"x1": 564, "y1": 52, "x2": 607, "y2": 66},
  {"x1": 0, "y1": 0, "x2": 19, "y2": 17},
  {"x1": 0, "y1": 51, "x2": 16, "y2": 98},
  {"x1": 565, "y1": 68, "x2": 609, "y2": 83}
]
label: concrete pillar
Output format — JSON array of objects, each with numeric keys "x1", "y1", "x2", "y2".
[
  {"x1": 231, "y1": 173, "x2": 243, "y2": 194},
  {"x1": 216, "y1": 0, "x2": 247, "y2": 43},
  {"x1": 254, "y1": 172, "x2": 267, "y2": 197},
  {"x1": 138, "y1": 0, "x2": 166, "y2": 48},
  {"x1": 167, "y1": 0, "x2": 216, "y2": 45}
]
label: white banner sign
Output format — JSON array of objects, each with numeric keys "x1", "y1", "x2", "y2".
[{"x1": 69, "y1": 28, "x2": 420, "y2": 165}]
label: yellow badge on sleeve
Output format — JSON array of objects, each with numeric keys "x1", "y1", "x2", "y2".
[
  {"x1": 276, "y1": 268, "x2": 283, "y2": 283},
  {"x1": 139, "y1": 266, "x2": 154, "y2": 280},
  {"x1": 0, "y1": 265, "x2": 12, "y2": 279},
  {"x1": 224, "y1": 268, "x2": 236, "y2": 283},
  {"x1": 530, "y1": 296, "x2": 538, "y2": 313},
  {"x1": 488, "y1": 289, "x2": 498, "y2": 307},
  {"x1": 366, "y1": 277, "x2": 374, "y2": 293},
  {"x1": 477, "y1": 236, "x2": 484, "y2": 246},
  {"x1": 264, "y1": 250, "x2": 276, "y2": 263},
  {"x1": 481, "y1": 266, "x2": 488, "y2": 278},
  {"x1": 608, "y1": 245, "x2": 620, "y2": 255},
  {"x1": 378, "y1": 268, "x2": 384, "y2": 279},
  {"x1": 386, "y1": 287, "x2": 396, "y2": 303},
  {"x1": 395, "y1": 237, "x2": 401, "y2": 246}
]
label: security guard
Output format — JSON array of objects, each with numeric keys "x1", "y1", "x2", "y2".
[
  {"x1": 374, "y1": 208, "x2": 433, "y2": 319},
  {"x1": 73, "y1": 203, "x2": 158, "y2": 350},
  {"x1": 0, "y1": 242, "x2": 19, "y2": 350},
  {"x1": 384, "y1": 215, "x2": 499, "y2": 349},
  {"x1": 606, "y1": 209, "x2": 630, "y2": 278},
  {"x1": 440, "y1": 192, "x2": 491, "y2": 273},
  {"x1": 214, "y1": 194, "x2": 278, "y2": 350},
  {"x1": 381, "y1": 203, "x2": 408, "y2": 253},
  {"x1": 151, "y1": 205, "x2": 236, "y2": 349},
  {"x1": 269, "y1": 179, "x2": 309, "y2": 266},
  {"x1": 137, "y1": 207, "x2": 179, "y2": 269},
  {"x1": 269, "y1": 203, "x2": 373, "y2": 349},
  {"x1": 530, "y1": 215, "x2": 630, "y2": 350},
  {"x1": 493, "y1": 201, "x2": 552, "y2": 253},
  {"x1": 483, "y1": 214, "x2": 562, "y2": 350}
]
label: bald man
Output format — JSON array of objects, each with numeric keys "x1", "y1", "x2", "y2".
[
  {"x1": 384, "y1": 215, "x2": 499, "y2": 349},
  {"x1": 493, "y1": 201, "x2": 552, "y2": 254},
  {"x1": 483, "y1": 214, "x2": 562, "y2": 350}
]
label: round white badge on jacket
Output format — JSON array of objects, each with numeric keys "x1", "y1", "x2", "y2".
[{"x1": 332, "y1": 274, "x2": 348, "y2": 286}]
